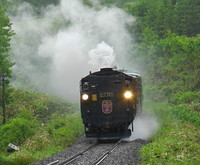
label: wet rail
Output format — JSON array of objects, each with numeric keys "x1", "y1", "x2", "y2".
[
  {"x1": 47, "y1": 143, "x2": 97, "y2": 165},
  {"x1": 47, "y1": 140, "x2": 121, "y2": 165},
  {"x1": 91, "y1": 139, "x2": 121, "y2": 165}
]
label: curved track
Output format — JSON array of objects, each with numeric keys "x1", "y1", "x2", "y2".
[
  {"x1": 91, "y1": 140, "x2": 121, "y2": 165},
  {"x1": 47, "y1": 140, "x2": 121, "y2": 165},
  {"x1": 30, "y1": 137, "x2": 146, "y2": 165}
]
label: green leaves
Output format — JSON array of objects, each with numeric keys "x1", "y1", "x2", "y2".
[
  {"x1": 6, "y1": 89, "x2": 76, "y2": 122},
  {"x1": 141, "y1": 122, "x2": 200, "y2": 164},
  {"x1": 141, "y1": 100, "x2": 200, "y2": 165},
  {"x1": 134, "y1": 30, "x2": 200, "y2": 98},
  {"x1": 0, "y1": 4, "x2": 14, "y2": 77},
  {"x1": 128, "y1": 0, "x2": 200, "y2": 38},
  {"x1": 0, "y1": 89, "x2": 83, "y2": 164},
  {"x1": 0, "y1": 110, "x2": 39, "y2": 151},
  {"x1": 130, "y1": 1, "x2": 200, "y2": 164},
  {"x1": 46, "y1": 113, "x2": 83, "y2": 147}
]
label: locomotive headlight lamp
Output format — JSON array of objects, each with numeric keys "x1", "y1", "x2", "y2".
[
  {"x1": 82, "y1": 94, "x2": 89, "y2": 101},
  {"x1": 124, "y1": 91, "x2": 133, "y2": 99}
]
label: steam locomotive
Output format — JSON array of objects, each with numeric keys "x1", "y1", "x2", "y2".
[{"x1": 80, "y1": 68, "x2": 142, "y2": 139}]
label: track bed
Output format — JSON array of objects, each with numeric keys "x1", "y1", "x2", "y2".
[{"x1": 30, "y1": 137, "x2": 146, "y2": 165}]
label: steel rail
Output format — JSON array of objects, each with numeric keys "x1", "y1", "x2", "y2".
[
  {"x1": 47, "y1": 160, "x2": 59, "y2": 165},
  {"x1": 49, "y1": 143, "x2": 98, "y2": 165},
  {"x1": 91, "y1": 139, "x2": 121, "y2": 165}
]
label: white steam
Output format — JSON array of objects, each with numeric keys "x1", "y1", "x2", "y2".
[
  {"x1": 88, "y1": 41, "x2": 115, "y2": 69},
  {"x1": 123, "y1": 112, "x2": 159, "y2": 141},
  {"x1": 10, "y1": 0, "x2": 135, "y2": 100}
]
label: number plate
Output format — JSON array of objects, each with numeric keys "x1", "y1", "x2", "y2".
[
  {"x1": 102, "y1": 100, "x2": 113, "y2": 114},
  {"x1": 100, "y1": 92, "x2": 114, "y2": 97}
]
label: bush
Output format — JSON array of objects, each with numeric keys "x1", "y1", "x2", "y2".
[
  {"x1": 170, "y1": 106, "x2": 200, "y2": 128},
  {"x1": 140, "y1": 122, "x2": 200, "y2": 165},
  {"x1": 140, "y1": 100, "x2": 200, "y2": 164},
  {"x1": 6, "y1": 89, "x2": 76, "y2": 122},
  {"x1": 171, "y1": 91, "x2": 200, "y2": 105},
  {"x1": 0, "y1": 110, "x2": 39, "y2": 152},
  {"x1": 46, "y1": 113, "x2": 83, "y2": 147},
  {"x1": 0, "y1": 112, "x2": 83, "y2": 165}
]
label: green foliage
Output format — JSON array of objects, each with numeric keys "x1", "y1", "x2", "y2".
[
  {"x1": 134, "y1": 31, "x2": 200, "y2": 98},
  {"x1": 46, "y1": 113, "x2": 83, "y2": 147},
  {"x1": 100, "y1": 0, "x2": 132, "y2": 6},
  {"x1": 0, "y1": 152, "x2": 35, "y2": 165},
  {"x1": 172, "y1": 91, "x2": 200, "y2": 105},
  {"x1": 0, "y1": 113, "x2": 83, "y2": 165},
  {"x1": 0, "y1": 4, "x2": 14, "y2": 124},
  {"x1": 129, "y1": 1, "x2": 200, "y2": 164},
  {"x1": 0, "y1": 3, "x2": 14, "y2": 77},
  {"x1": 6, "y1": 89, "x2": 76, "y2": 122},
  {"x1": 124, "y1": 1, "x2": 200, "y2": 102},
  {"x1": 141, "y1": 100, "x2": 200, "y2": 164},
  {"x1": 125, "y1": 0, "x2": 200, "y2": 38},
  {"x1": 170, "y1": 106, "x2": 200, "y2": 128},
  {"x1": 0, "y1": 88, "x2": 83, "y2": 165},
  {"x1": 1, "y1": 0, "x2": 60, "y2": 14},
  {"x1": 0, "y1": 110, "x2": 39, "y2": 151},
  {"x1": 140, "y1": 122, "x2": 200, "y2": 164}
]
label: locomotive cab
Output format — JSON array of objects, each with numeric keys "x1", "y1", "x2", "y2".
[{"x1": 80, "y1": 68, "x2": 142, "y2": 139}]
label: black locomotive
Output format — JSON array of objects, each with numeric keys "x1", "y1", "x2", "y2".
[{"x1": 80, "y1": 68, "x2": 142, "y2": 139}]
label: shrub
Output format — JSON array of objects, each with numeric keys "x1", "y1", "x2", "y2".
[
  {"x1": 46, "y1": 113, "x2": 83, "y2": 147},
  {"x1": 0, "y1": 110, "x2": 39, "y2": 152},
  {"x1": 170, "y1": 106, "x2": 200, "y2": 128},
  {"x1": 171, "y1": 91, "x2": 200, "y2": 105},
  {"x1": 140, "y1": 122, "x2": 200, "y2": 165},
  {"x1": 7, "y1": 89, "x2": 76, "y2": 122}
]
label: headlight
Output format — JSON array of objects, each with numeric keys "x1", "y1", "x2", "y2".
[
  {"x1": 82, "y1": 94, "x2": 89, "y2": 101},
  {"x1": 124, "y1": 91, "x2": 133, "y2": 99}
]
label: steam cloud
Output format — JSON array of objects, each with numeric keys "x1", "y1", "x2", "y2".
[
  {"x1": 10, "y1": 0, "x2": 135, "y2": 100},
  {"x1": 123, "y1": 112, "x2": 159, "y2": 141},
  {"x1": 88, "y1": 41, "x2": 116, "y2": 70}
]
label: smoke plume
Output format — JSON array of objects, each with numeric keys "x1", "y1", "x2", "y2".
[{"x1": 10, "y1": 0, "x2": 135, "y2": 100}]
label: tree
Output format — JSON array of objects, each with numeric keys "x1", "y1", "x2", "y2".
[
  {"x1": 0, "y1": 3, "x2": 14, "y2": 77},
  {"x1": 175, "y1": 0, "x2": 200, "y2": 37},
  {"x1": 1, "y1": 0, "x2": 60, "y2": 15},
  {"x1": 126, "y1": 0, "x2": 200, "y2": 40},
  {"x1": 0, "y1": 3, "x2": 14, "y2": 124}
]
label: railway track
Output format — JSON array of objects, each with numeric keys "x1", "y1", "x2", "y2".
[
  {"x1": 47, "y1": 140, "x2": 121, "y2": 165},
  {"x1": 91, "y1": 140, "x2": 121, "y2": 165}
]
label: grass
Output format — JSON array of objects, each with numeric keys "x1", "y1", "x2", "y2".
[
  {"x1": 0, "y1": 113, "x2": 84, "y2": 165},
  {"x1": 139, "y1": 100, "x2": 200, "y2": 165},
  {"x1": 0, "y1": 89, "x2": 84, "y2": 165}
]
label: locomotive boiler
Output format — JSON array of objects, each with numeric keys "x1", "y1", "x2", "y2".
[{"x1": 80, "y1": 68, "x2": 142, "y2": 139}]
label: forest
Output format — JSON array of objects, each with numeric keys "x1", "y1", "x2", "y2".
[{"x1": 0, "y1": 0, "x2": 200, "y2": 164}]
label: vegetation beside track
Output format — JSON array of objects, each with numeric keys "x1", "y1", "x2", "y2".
[
  {"x1": 0, "y1": 89, "x2": 83, "y2": 165},
  {"x1": 140, "y1": 100, "x2": 200, "y2": 165}
]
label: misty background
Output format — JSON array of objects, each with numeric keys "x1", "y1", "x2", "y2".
[{"x1": 10, "y1": 0, "x2": 135, "y2": 101}]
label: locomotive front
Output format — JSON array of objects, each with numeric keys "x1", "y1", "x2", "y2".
[{"x1": 80, "y1": 68, "x2": 141, "y2": 139}]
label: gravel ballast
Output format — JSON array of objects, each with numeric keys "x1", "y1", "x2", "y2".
[{"x1": 30, "y1": 137, "x2": 146, "y2": 165}]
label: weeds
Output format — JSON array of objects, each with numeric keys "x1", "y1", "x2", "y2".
[
  {"x1": 140, "y1": 100, "x2": 200, "y2": 164},
  {"x1": 0, "y1": 90, "x2": 84, "y2": 165}
]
